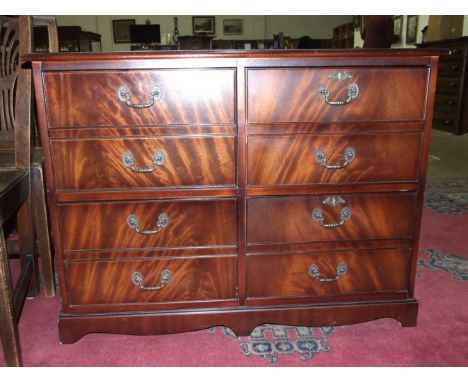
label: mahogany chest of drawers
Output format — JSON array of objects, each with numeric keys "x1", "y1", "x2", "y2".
[{"x1": 29, "y1": 50, "x2": 442, "y2": 344}]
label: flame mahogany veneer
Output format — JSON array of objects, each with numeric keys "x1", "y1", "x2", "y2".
[{"x1": 28, "y1": 50, "x2": 443, "y2": 344}]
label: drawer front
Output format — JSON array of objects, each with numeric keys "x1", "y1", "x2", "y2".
[
  {"x1": 247, "y1": 133, "x2": 421, "y2": 186},
  {"x1": 246, "y1": 249, "x2": 410, "y2": 299},
  {"x1": 247, "y1": 193, "x2": 416, "y2": 244},
  {"x1": 59, "y1": 199, "x2": 237, "y2": 251},
  {"x1": 437, "y1": 59, "x2": 463, "y2": 77},
  {"x1": 432, "y1": 117, "x2": 457, "y2": 133},
  {"x1": 247, "y1": 67, "x2": 428, "y2": 123},
  {"x1": 434, "y1": 94, "x2": 459, "y2": 111},
  {"x1": 65, "y1": 256, "x2": 237, "y2": 306},
  {"x1": 44, "y1": 69, "x2": 235, "y2": 128},
  {"x1": 50, "y1": 136, "x2": 235, "y2": 190},
  {"x1": 435, "y1": 77, "x2": 461, "y2": 95}
]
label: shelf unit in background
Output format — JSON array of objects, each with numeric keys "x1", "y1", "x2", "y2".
[
  {"x1": 332, "y1": 22, "x2": 355, "y2": 48},
  {"x1": 34, "y1": 26, "x2": 101, "y2": 52},
  {"x1": 417, "y1": 37, "x2": 468, "y2": 135}
]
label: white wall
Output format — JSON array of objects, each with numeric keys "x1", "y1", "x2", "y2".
[{"x1": 54, "y1": 15, "x2": 353, "y2": 51}]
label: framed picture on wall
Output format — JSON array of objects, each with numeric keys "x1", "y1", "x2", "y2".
[
  {"x1": 393, "y1": 15, "x2": 403, "y2": 43},
  {"x1": 113, "y1": 19, "x2": 135, "y2": 43},
  {"x1": 406, "y1": 15, "x2": 418, "y2": 44},
  {"x1": 192, "y1": 16, "x2": 215, "y2": 35},
  {"x1": 223, "y1": 19, "x2": 243, "y2": 35}
]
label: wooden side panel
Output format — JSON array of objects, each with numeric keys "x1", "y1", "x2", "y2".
[
  {"x1": 59, "y1": 199, "x2": 237, "y2": 251},
  {"x1": 247, "y1": 67, "x2": 428, "y2": 123},
  {"x1": 247, "y1": 193, "x2": 416, "y2": 244},
  {"x1": 247, "y1": 133, "x2": 422, "y2": 186},
  {"x1": 50, "y1": 136, "x2": 236, "y2": 190},
  {"x1": 65, "y1": 256, "x2": 237, "y2": 306},
  {"x1": 44, "y1": 69, "x2": 236, "y2": 127},
  {"x1": 246, "y1": 249, "x2": 410, "y2": 299}
]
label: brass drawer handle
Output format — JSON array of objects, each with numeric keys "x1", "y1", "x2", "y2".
[
  {"x1": 451, "y1": 64, "x2": 460, "y2": 71},
  {"x1": 318, "y1": 83, "x2": 359, "y2": 105},
  {"x1": 132, "y1": 270, "x2": 172, "y2": 291},
  {"x1": 122, "y1": 150, "x2": 165, "y2": 173},
  {"x1": 127, "y1": 213, "x2": 169, "y2": 235},
  {"x1": 308, "y1": 263, "x2": 348, "y2": 282},
  {"x1": 315, "y1": 147, "x2": 356, "y2": 169},
  {"x1": 118, "y1": 86, "x2": 162, "y2": 109},
  {"x1": 312, "y1": 207, "x2": 351, "y2": 228}
]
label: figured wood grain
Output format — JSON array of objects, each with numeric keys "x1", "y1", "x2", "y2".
[
  {"x1": 247, "y1": 133, "x2": 422, "y2": 186},
  {"x1": 43, "y1": 69, "x2": 236, "y2": 128},
  {"x1": 246, "y1": 249, "x2": 410, "y2": 299},
  {"x1": 247, "y1": 67, "x2": 428, "y2": 123},
  {"x1": 26, "y1": 50, "x2": 444, "y2": 342},
  {"x1": 65, "y1": 256, "x2": 237, "y2": 306},
  {"x1": 59, "y1": 198, "x2": 237, "y2": 251},
  {"x1": 247, "y1": 193, "x2": 416, "y2": 244},
  {"x1": 50, "y1": 136, "x2": 235, "y2": 190}
]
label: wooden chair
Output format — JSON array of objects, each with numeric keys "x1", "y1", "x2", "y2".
[
  {"x1": 29, "y1": 16, "x2": 58, "y2": 298},
  {"x1": 0, "y1": 16, "x2": 57, "y2": 299},
  {"x1": 0, "y1": 15, "x2": 56, "y2": 367}
]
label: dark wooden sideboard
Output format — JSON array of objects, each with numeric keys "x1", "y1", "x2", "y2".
[
  {"x1": 418, "y1": 37, "x2": 468, "y2": 135},
  {"x1": 27, "y1": 50, "x2": 443, "y2": 344}
]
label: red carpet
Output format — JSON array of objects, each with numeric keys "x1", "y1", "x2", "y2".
[{"x1": 1, "y1": 206, "x2": 467, "y2": 366}]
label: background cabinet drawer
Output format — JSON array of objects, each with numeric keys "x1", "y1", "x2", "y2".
[
  {"x1": 247, "y1": 193, "x2": 416, "y2": 245},
  {"x1": 65, "y1": 256, "x2": 237, "y2": 306},
  {"x1": 247, "y1": 133, "x2": 421, "y2": 186},
  {"x1": 59, "y1": 198, "x2": 237, "y2": 251},
  {"x1": 50, "y1": 136, "x2": 235, "y2": 190},
  {"x1": 44, "y1": 69, "x2": 235, "y2": 128},
  {"x1": 435, "y1": 77, "x2": 461, "y2": 95},
  {"x1": 247, "y1": 67, "x2": 428, "y2": 123},
  {"x1": 437, "y1": 60, "x2": 463, "y2": 77},
  {"x1": 246, "y1": 249, "x2": 410, "y2": 299}
]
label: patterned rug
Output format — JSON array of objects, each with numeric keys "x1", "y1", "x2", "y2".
[
  {"x1": 208, "y1": 326, "x2": 335, "y2": 363},
  {"x1": 418, "y1": 249, "x2": 468, "y2": 281},
  {"x1": 424, "y1": 177, "x2": 468, "y2": 215}
]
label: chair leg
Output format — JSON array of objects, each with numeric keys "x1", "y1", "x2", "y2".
[
  {"x1": 17, "y1": 198, "x2": 39, "y2": 298},
  {"x1": 0, "y1": 231, "x2": 22, "y2": 367},
  {"x1": 32, "y1": 165, "x2": 55, "y2": 297}
]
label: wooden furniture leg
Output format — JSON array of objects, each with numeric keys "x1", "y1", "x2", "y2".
[
  {"x1": 0, "y1": 231, "x2": 22, "y2": 367},
  {"x1": 32, "y1": 164, "x2": 55, "y2": 297}
]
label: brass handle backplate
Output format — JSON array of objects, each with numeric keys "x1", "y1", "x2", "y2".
[
  {"x1": 308, "y1": 263, "x2": 348, "y2": 282},
  {"x1": 318, "y1": 83, "x2": 359, "y2": 105},
  {"x1": 312, "y1": 207, "x2": 351, "y2": 228},
  {"x1": 132, "y1": 270, "x2": 172, "y2": 291},
  {"x1": 315, "y1": 147, "x2": 356, "y2": 169},
  {"x1": 122, "y1": 150, "x2": 165, "y2": 173},
  {"x1": 127, "y1": 213, "x2": 169, "y2": 235},
  {"x1": 118, "y1": 86, "x2": 162, "y2": 109}
]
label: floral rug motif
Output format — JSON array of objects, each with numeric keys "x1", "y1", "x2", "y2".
[
  {"x1": 424, "y1": 178, "x2": 468, "y2": 215},
  {"x1": 209, "y1": 325, "x2": 335, "y2": 363},
  {"x1": 418, "y1": 249, "x2": 468, "y2": 281}
]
